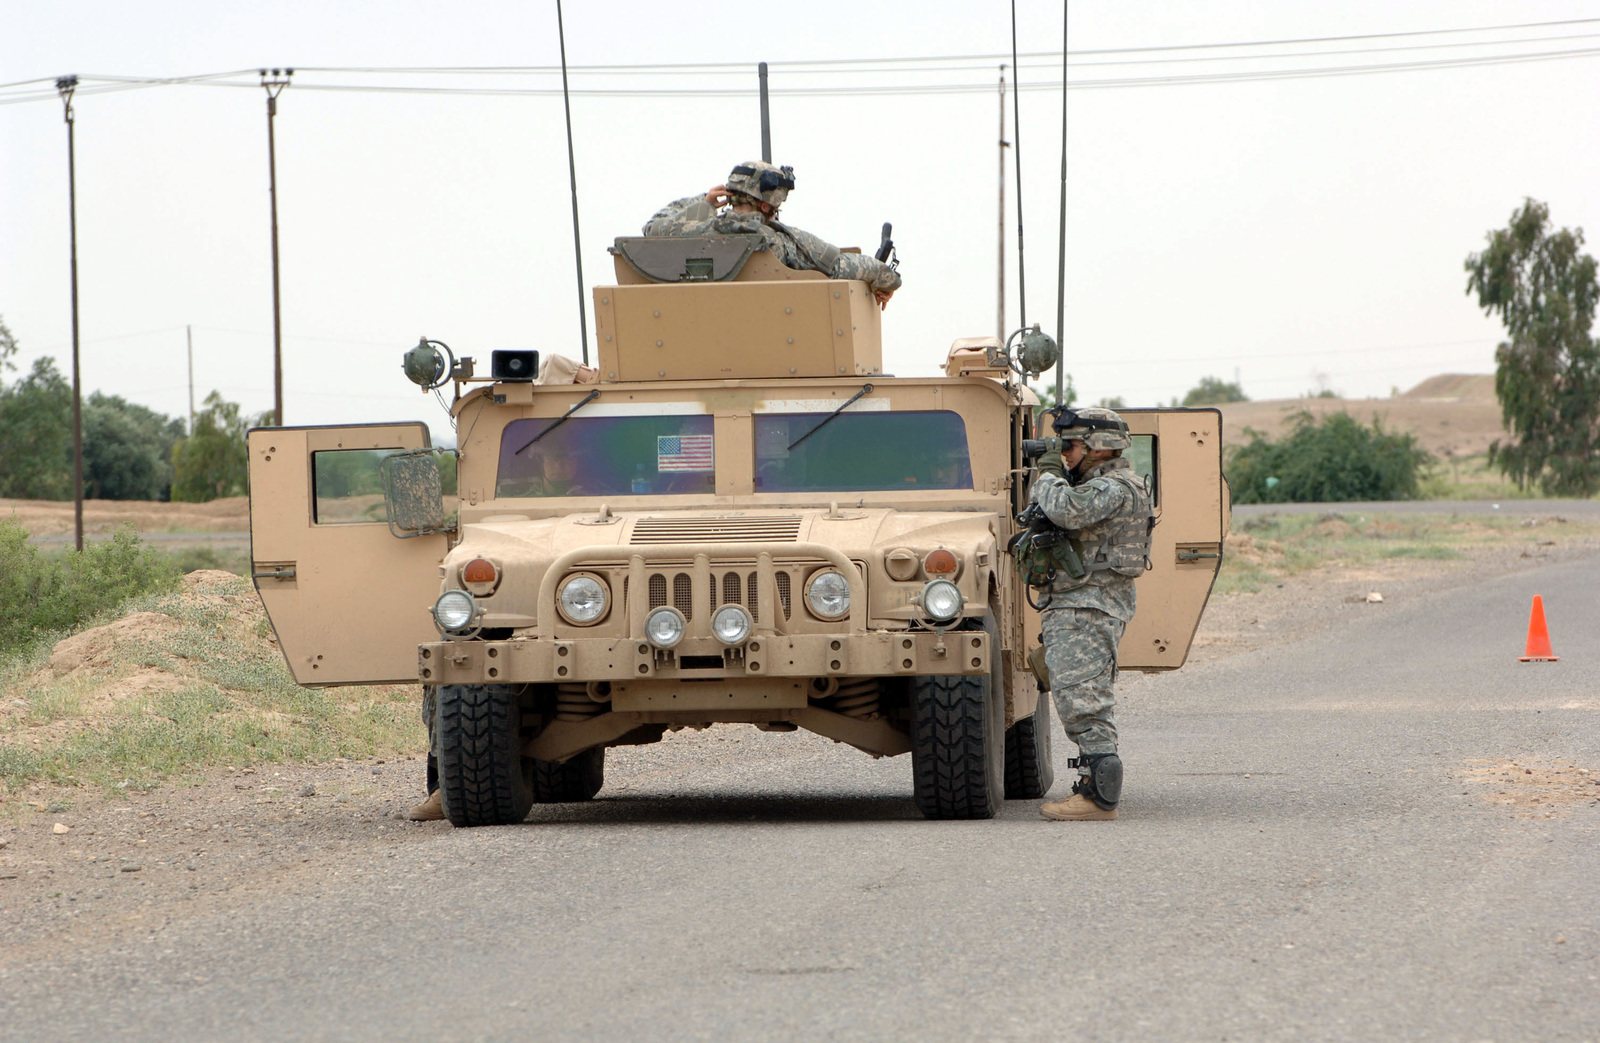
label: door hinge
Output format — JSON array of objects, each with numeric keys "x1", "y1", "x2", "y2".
[{"x1": 253, "y1": 565, "x2": 297, "y2": 580}]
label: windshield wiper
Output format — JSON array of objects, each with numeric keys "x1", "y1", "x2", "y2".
[
  {"x1": 787, "y1": 383, "x2": 873, "y2": 451},
  {"x1": 514, "y1": 389, "x2": 600, "y2": 455}
]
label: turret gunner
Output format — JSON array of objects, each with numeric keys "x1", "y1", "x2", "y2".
[{"x1": 643, "y1": 160, "x2": 902, "y2": 308}]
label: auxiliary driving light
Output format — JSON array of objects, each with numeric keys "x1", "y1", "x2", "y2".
[
  {"x1": 804, "y1": 569, "x2": 852, "y2": 621},
  {"x1": 432, "y1": 589, "x2": 477, "y2": 632},
  {"x1": 557, "y1": 574, "x2": 610, "y2": 625},
  {"x1": 920, "y1": 579, "x2": 964, "y2": 623},
  {"x1": 643, "y1": 606, "x2": 686, "y2": 649},
  {"x1": 712, "y1": 604, "x2": 753, "y2": 645}
]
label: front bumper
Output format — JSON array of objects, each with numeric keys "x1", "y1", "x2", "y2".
[{"x1": 418, "y1": 628, "x2": 989, "y2": 687}]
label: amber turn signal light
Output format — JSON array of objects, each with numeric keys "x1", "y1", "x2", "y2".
[
  {"x1": 923, "y1": 549, "x2": 959, "y2": 576},
  {"x1": 462, "y1": 558, "x2": 498, "y2": 585}
]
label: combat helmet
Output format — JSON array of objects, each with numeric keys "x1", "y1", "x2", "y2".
[
  {"x1": 1052, "y1": 406, "x2": 1132, "y2": 452},
  {"x1": 726, "y1": 160, "x2": 795, "y2": 209}
]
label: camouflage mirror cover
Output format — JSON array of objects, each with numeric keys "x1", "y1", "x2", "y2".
[{"x1": 381, "y1": 449, "x2": 452, "y2": 538}]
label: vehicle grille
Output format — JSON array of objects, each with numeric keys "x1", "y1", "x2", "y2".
[{"x1": 629, "y1": 515, "x2": 802, "y2": 544}]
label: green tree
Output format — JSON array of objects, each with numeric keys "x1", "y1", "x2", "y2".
[
  {"x1": 0, "y1": 357, "x2": 72, "y2": 500},
  {"x1": 1466, "y1": 199, "x2": 1600, "y2": 496},
  {"x1": 0, "y1": 314, "x2": 17, "y2": 376},
  {"x1": 1182, "y1": 376, "x2": 1249, "y2": 406},
  {"x1": 1096, "y1": 395, "x2": 1127, "y2": 409},
  {"x1": 171, "y1": 392, "x2": 268, "y2": 502},
  {"x1": 84, "y1": 393, "x2": 187, "y2": 500},
  {"x1": 1226, "y1": 410, "x2": 1433, "y2": 504}
]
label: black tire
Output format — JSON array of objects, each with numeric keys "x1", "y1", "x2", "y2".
[
  {"x1": 1004, "y1": 686, "x2": 1055, "y2": 800},
  {"x1": 531, "y1": 747, "x2": 605, "y2": 803},
  {"x1": 910, "y1": 615, "x2": 1007, "y2": 820},
  {"x1": 435, "y1": 683, "x2": 534, "y2": 827}
]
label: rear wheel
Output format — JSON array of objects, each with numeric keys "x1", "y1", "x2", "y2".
[
  {"x1": 531, "y1": 747, "x2": 605, "y2": 802},
  {"x1": 910, "y1": 616, "x2": 1006, "y2": 820},
  {"x1": 1004, "y1": 687, "x2": 1055, "y2": 799},
  {"x1": 436, "y1": 683, "x2": 534, "y2": 827}
]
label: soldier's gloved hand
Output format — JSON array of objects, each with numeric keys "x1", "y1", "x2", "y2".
[{"x1": 1036, "y1": 449, "x2": 1066, "y2": 478}]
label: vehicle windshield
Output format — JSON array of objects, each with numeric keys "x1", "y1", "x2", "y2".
[
  {"x1": 755, "y1": 410, "x2": 972, "y2": 493},
  {"x1": 497, "y1": 415, "x2": 715, "y2": 497}
]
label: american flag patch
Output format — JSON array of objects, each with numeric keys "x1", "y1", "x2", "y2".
[{"x1": 657, "y1": 434, "x2": 714, "y2": 472}]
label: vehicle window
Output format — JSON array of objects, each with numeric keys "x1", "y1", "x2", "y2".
[
  {"x1": 1128, "y1": 434, "x2": 1157, "y2": 505},
  {"x1": 754, "y1": 411, "x2": 972, "y2": 493},
  {"x1": 497, "y1": 415, "x2": 715, "y2": 497},
  {"x1": 312, "y1": 448, "x2": 459, "y2": 524},
  {"x1": 313, "y1": 449, "x2": 394, "y2": 524}
]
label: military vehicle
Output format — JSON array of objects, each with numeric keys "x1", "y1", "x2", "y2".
[{"x1": 247, "y1": 233, "x2": 1228, "y2": 826}]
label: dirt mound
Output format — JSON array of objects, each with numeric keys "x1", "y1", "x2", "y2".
[
  {"x1": 183, "y1": 569, "x2": 245, "y2": 591},
  {"x1": 1400, "y1": 374, "x2": 1496, "y2": 402},
  {"x1": 1217, "y1": 376, "x2": 1504, "y2": 458},
  {"x1": 47, "y1": 613, "x2": 183, "y2": 677}
]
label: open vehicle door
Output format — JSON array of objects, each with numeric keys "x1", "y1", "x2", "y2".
[
  {"x1": 248, "y1": 423, "x2": 450, "y2": 686},
  {"x1": 1017, "y1": 407, "x2": 1227, "y2": 674},
  {"x1": 1120, "y1": 407, "x2": 1227, "y2": 668}
]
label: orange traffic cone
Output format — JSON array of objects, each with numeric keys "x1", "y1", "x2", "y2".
[{"x1": 1518, "y1": 595, "x2": 1559, "y2": 662}]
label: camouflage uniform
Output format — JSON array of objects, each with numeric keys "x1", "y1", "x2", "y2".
[
  {"x1": 642, "y1": 196, "x2": 903, "y2": 296},
  {"x1": 1031, "y1": 456, "x2": 1152, "y2": 756}
]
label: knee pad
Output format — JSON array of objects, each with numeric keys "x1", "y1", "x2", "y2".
[{"x1": 1071, "y1": 752, "x2": 1122, "y2": 809}]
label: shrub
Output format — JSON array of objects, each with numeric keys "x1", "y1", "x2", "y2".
[
  {"x1": 0, "y1": 518, "x2": 182, "y2": 655},
  {"x1": 1226, "y1": 411, "x2": 1434, "y2": 503}
]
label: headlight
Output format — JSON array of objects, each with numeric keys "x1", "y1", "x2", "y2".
[
  {"x1": 920, "y1": 579, "x2": 964, "y2": 622},
  {"x1": 433, "y1": 589, "x2": 477, "y2": 632},
  {"x1": 804, "y1": 569, "x2": 852, "y2": 620},
  {"x1": 643, "y1": 606, "x2": 686, "y2": 649},
  {"x1": 557, "y1": 573, "x2": 609, "y2": 625},
  {"x1": 711, "y1": 604, "x2": 753, "y2": 645}
]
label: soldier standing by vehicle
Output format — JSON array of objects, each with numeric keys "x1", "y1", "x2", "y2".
[
  {"x1": 643, "y1": 160, "x2": 902, "y2": 307},
  {"x1": 1028, "y1": 406, "x2": 1154, "y2": 822}
]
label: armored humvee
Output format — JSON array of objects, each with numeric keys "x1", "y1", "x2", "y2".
[{"x1": 247, "y1": 234, "x2": 1228, "y2": 826}]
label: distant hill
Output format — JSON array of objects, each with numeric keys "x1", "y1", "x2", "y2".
[{"x1": 1214, "y1": 374, "x2": 1502, "y2": 458}]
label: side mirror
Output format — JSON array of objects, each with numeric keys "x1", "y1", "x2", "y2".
[{"x1": 380, "y1": 448, "x2": 458, "y2": 539}]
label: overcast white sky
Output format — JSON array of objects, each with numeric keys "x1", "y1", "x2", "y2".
[{"x1": 4, "y1": 0, "x2": 1598, "y2": 438}]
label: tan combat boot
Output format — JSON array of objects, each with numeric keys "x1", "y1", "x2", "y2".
[
  {"x1": 405, "y1": 789, "x2": 445, "y2": 821},
  {"x1": 1039, "y1": 793, "x2": 1117, "y2": 821}
]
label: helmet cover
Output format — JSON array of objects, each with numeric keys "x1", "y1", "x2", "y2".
[
  {"x1": 726, "y1": 160, "x2": 795, "y2": 209},
  {"x1": 1051, "y1": 405, "x2": 1132, "y2": 452}
]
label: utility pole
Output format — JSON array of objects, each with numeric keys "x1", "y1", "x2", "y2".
[
  {"x1": 58, "y1": 75, "x2": 83, "y2": 553},
  {"x1": 998, "y1": 64, "x2": 1008, "y2": 343},
  {"x1": 261, "y1": 68, "x2": 292, "y2": 426},
  {"x1": 187, "y1": 325, "x2": 195, "y2": 435}
]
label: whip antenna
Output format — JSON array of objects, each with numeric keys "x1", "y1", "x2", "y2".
[
  {"x1": 1010, "y1": 1, "x2": 1027, "y2": 330},
  {"x1": 556, "y1": 0, "x2": 589, "y2": 365},
  {"x1": 1054, "y1": 1, "x2": 1068, "y2": 405}
]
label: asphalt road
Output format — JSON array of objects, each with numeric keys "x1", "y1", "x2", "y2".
[{"x1": 2, "y1": 557, "x2": 1597, "y2": 1040}]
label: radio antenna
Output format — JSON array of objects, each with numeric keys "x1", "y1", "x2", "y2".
[
  {"x1": 1010, "y1": 1, "x2": 1027, "y2": 331},
  {"x1": 556, "y1": 0, "x2": 589, "y2": 365},
  {"x1": 1054, "y1": 1, "x2": 1068, "y2": 405}
]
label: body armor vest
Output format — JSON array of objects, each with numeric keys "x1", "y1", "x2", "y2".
[{"x1": 1073, "y1": 467, "x2": 1154, "y2": 578}]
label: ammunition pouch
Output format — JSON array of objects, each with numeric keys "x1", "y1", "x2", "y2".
[{"x1": 1008, "y1": 502, "x2": 1086, "y2": 589}]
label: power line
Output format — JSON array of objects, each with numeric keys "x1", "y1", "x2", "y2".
[{"x1": 7, "y1": 16, "x2": 1600, "y2": 105}]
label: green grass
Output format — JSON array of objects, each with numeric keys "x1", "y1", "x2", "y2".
[
  {"x1": 1216, "y1": 510, "x2": 1600, "y2": 594},
  {"x1": 0, "y1": 573, "x2": 425, "y2": 795}
]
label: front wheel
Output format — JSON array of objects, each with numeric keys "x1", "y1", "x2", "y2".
[
  {"x1": 435, "y1": 684, "x2": 535, "y2": 827},
  {"x1": 910, "y1": 616, "x2": 1007, "y2": 819},
  {"x1": 1004, "y1": 688, "x2": 1055, "y2": 799}
]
